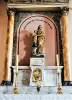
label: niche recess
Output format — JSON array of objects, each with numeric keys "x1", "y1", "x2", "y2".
[{"x1": 12, "y1": 9, "x2": 63, "y2": 66}]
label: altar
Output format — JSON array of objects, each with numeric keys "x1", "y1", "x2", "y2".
[{"x1": 12, "y1": 66, "x2": 63, "y2": 86}]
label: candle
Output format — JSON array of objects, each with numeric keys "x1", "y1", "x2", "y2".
[
  {"x1": 56, "y1": 54, "x2": 59, "y2": 72},
  {"x1": 16, "y1": 54, "x2": 18, "y2": 73}
]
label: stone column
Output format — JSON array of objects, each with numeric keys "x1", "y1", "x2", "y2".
[
  {"x1": 2, "y1": 9, "x2": 15, "y2": 85},
  {"x1": 61, "y1": 7, "x2": 70, "y2": 82},
  {"x1": 67, "y1": 0, "x2": 72, "y2": 82}
]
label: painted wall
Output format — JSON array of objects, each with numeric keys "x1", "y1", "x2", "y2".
[{"x1": 0, "y1": 0, "x2": 8, "y2": 83}]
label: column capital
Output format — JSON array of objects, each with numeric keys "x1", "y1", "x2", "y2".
[
  {"x1": 61, "y1": 7, "x2": 69, "y2": 16},
  {"x1": 7, "y1": 8, "x2": 16, "y2": 17}
]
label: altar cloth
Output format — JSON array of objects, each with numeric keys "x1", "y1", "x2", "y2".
[{"x1": 0, "y1": 94, "x2": 72, "y2": 100}]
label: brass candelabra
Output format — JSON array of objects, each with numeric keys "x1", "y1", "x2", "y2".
[
  {"x1": 57, "y1": 71, "x2": 63, "y2": 94},
  {"x1": 13, "y1": 72, "x2": 19, "y2": 94},
  {"x1": 56, "y1": 54, "x2": 63, "y2": 94}
]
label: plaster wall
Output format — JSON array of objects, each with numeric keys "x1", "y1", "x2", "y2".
[{"x1": 0, "y1": 1, "x2": 8, "y2": 83}]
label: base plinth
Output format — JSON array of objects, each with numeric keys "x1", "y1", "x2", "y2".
[
  {"x1": 63, "y1": 81, "x2": 72, "y2": 86},
  {"x1": 1, "y1": 80, "x2": 12, "y2": 86}
]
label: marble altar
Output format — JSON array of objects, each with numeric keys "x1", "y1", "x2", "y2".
[{"x1": 12, "y1": 66, "x2": 63, "y2": 86}]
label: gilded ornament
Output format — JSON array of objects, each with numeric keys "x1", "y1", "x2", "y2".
[{"x1": 32, "y1": 68, "x2": 42, "y2": 82}]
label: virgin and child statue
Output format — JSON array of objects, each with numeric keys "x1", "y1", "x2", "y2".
[{"x1": 32, "y1": 25, "x2": 45, "y2": 57}]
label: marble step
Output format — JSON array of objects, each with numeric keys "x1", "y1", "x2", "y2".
[{"x1": 0, "y1": 86, "x2": 72, "y2": 94}]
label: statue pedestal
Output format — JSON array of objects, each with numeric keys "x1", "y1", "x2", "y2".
[
  {"x1": 12, "y1": 66, "x2": 63, "y2": 86},
  {"x1": 30, "y1": 57, "x2": 44, "y2": 66}
]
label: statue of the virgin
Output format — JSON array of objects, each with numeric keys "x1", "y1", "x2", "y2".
[{"x1": 32, "y1": 25, "x2": 45, "y2": 57}]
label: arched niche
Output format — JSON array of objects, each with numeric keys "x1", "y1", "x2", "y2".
[{"x1": 17, "y1": 14, "x2": 59, "y2": 66}]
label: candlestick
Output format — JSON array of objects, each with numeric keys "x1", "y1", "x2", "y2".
[
  {"x1": 57, "y1": 73, "x2": 63, "y2": 94},
  {"x1": 16, "y1": 54, "x2": 18, "y2": 73},
  {"x1": 56, "y1": 54, "x2": 63, "y2": 94},
  {"x1": 13, "y1": 54, "x2": 19, "y2": 94},
  {"x1": 13, "y1": 72, "x2": 19, "y2": 94},
  {"x1": 56, "y1": 54, "x2": 59, "y2": 72}
]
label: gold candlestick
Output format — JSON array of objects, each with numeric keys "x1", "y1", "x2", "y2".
[
  {"x1": 56, "y1": 54, "x2": 63, "y2": 94},
  {"x1": 13, "y1": 54, "x2": 19, "y2": 94},
  {"x1": 57, "y1": 73, "x2": 63, "y2": 94},
  {"x1": 13, "y1": 73, "x2": 19, "y2": 94}
]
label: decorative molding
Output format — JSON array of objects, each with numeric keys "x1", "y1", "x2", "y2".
[
  {"x1": 7, "y1": 3, "x2": 69, "y2": 10},
  {"x1": 62, "y1": 7, "x2": 69, "y2": 15},
  {"x1": 7, "y1": 8, "x2": 16, "y2": 16},
  {"x1": 7, "y1": 0, "x2": 69, "y2": 4}
]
